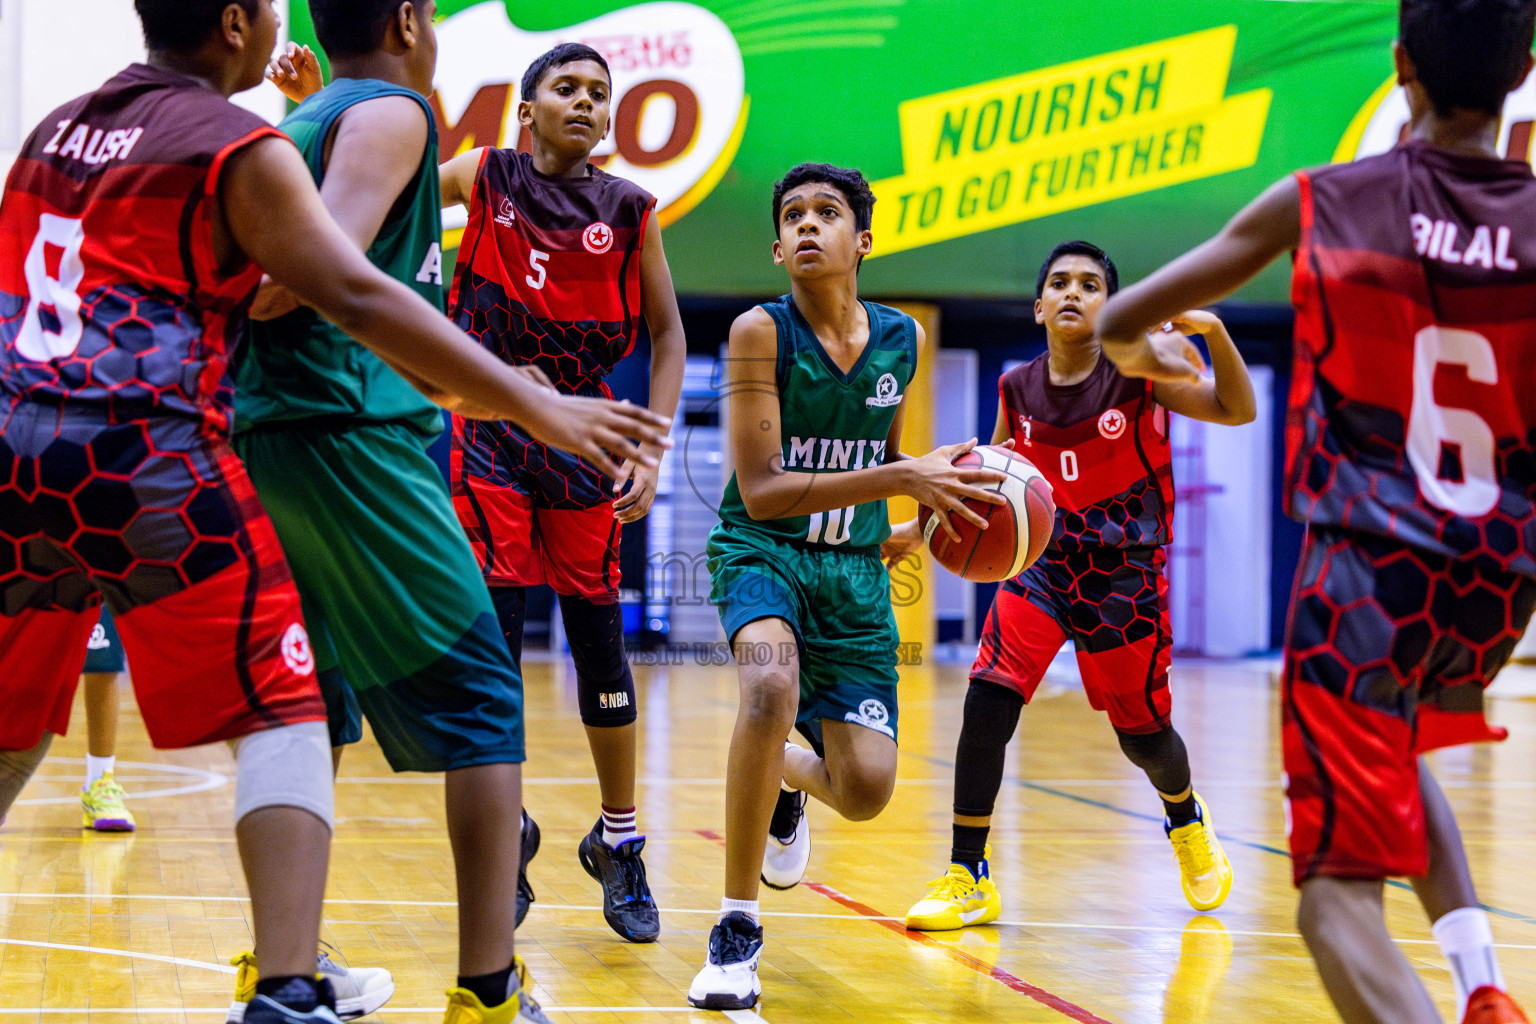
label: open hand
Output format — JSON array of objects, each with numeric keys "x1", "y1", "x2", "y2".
[
  {"x1": 526, "y1": 397, "x2": 674, "y2": 482},
  {"x1": 267, "y1": 43, "x2": 324, "y2": 103},
  {"x1": 906, "y1": 438, "x2": 1007, "y2": 544}
]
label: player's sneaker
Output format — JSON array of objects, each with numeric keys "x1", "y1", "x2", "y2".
[
  {"x1": 903, "y1": 854, "x2": 1001, "y2": 931},
  {"x1": 516, "y1": 810, "x2": 539, "y2": 929},
  {"x1": 442, "y1": 957, "x2": 553, "y2": 1024},
  {"x1": 687, "y1": 911, "x2": 764, "y2": 1010},
  {"x1": 1165, "y1": 793, "x2": 1233, "y2": 912},
  {"x1": 761, "y1": 786, "x2": 810, "y2": 890},
  {"x1": 577, "y1": 818, "x2": 660, "y2": 942},
  {"x1": 241, "y1": 977, "x2": 341, "y2": 1024},
  {"x1": 227, "y1": 944, "x2": 394, "y2": 1023},
  {"x1": 1463, "y1": 986, "x2": 1530, "y2": 1024},
  {"x1": 81, "y1": 772, "x2": 135, "y2": 831}
]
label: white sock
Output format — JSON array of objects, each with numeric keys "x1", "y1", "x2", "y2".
[
  {"x1": 720, "y1": 897, "x2": 759, "y2": 923},
  {"x1": 85, "y1": 754, "x2": 115, "y2": 788},
  {"x1": 601, "y1": 804, "x2": 637, "y2": 847},
  {"x1": 1433, "y1": 907, "x2": 1504, "y2": 1020}
]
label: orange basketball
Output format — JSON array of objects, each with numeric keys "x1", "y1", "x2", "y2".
[{"x1": 917, "y1": 445, "x2": 1055, "y2": 582}]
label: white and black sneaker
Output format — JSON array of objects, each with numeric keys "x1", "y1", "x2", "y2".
[
  {"x1": 761, "y1": 787, "x2": 810, "y2": 890},
  {"x1": 687, "y1": 912, "x2": 764, "y2": 1010}
]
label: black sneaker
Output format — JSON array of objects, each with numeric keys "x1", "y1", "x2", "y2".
[
  {"x1": 516, "y1": 810, "x2": 540, "y2": 929},
  {"x1": 686, "y1": 912, "x2": 763, "y2": 1009},
  {"x1": 576, "y1": 818, "x2": 660, "y2": 942}
]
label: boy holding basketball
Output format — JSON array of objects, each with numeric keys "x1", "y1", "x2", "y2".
[
  {"x1": 688, "y1": 162, "x2": 1007, "y2": 1010},
  {"x1": 891, "y1": 240, "x2": 1255, "y2": 931}
]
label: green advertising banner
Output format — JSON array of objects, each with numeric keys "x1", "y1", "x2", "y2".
[{"x1": 287, "y1": 0, "x2": 1536, "y2": 302}]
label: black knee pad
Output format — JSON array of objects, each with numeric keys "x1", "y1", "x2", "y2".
[
  {"x1": 953, "y1": 679, "x2": 1024, "y2": 818},
  {"x1": 490, "y1": 586, "x2": 528, "y2": 670},
  {"x1": 1115, "y1": 725, "x2": 1191, "y2": 796},
  {"x1": 560, "y1": 594, "x2": 636, "y2": 727},
  {"x1": 577, "y1": 667, "x2": 637, "y2": 726}
]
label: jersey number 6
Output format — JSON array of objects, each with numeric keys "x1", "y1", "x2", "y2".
[{"x1": 1407, "y1": 325, "x2": 1499, "y2": 518}]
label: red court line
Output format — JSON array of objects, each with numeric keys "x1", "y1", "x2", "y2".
[{"x1": 691, "y1": 830, "x2": 1114, "y2": 1023}]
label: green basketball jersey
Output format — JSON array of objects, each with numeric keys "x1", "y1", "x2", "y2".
[
  {"x1": 234, "y1": 78, "x2": 444, "y2": 436},
  {"x1": 715, "y1": 295, "x2": 916, "y2": 552}
]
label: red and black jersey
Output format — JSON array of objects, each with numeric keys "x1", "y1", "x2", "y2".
[
  {"x1": 447, "y1": 148, "x2": 655, "y2": 399},
  {"x1": 0, "y1": 64, "x2": 281, "y2": 432},
  {"x1": 999, "y1": 352, "x2": 1174, "y2": 552},
  {"x1": 1289, "y1": 140, "x2": 1536, "y2": 577}
]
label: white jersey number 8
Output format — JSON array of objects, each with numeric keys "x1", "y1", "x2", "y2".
[{"x1": 16, "y1": 214, "x2": 87, "y2": 361}]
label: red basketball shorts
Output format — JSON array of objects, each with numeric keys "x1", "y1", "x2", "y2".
[
  {"x1": 971, "y1": 546, "x2": 1172, "y2": 734},
  {"x1": 1283, "y1": 527, "x2": 1536, "y2": 886},
  {"x1": 450, "y1": 414, "x2": 621, "y2": 601},
  {"x1": 0, "y1": 408, "x2": 324, "y2": 751}
]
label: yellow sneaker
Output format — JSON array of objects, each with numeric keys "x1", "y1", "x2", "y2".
[
  {"x1": 81, "y1": 772, "x2": 135, "y2": 831},
  {"x1": 903, "y1": 854, "x2": 1001, "y2": 931},
  {"x1": 1165, "y1": 794, "x2": 1233, "y2": 912},
  {"x1": 442, "y1": 957, "x2": 553, "y2": 1024}
]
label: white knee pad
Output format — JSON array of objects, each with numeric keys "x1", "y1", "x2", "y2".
[
  {"x1": 229, "y1": 721, "x2": 334, "y2": 831},
  {"x1": 0, "y1": 733, "x2": 53, "y2": 821}
]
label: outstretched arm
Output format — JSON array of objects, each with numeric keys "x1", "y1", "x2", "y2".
[
  {"x1": 613, "y1": 214, "x2": 686, "y2": 522},
  {"x1": 1098, "y1": 175, "x2": 1302, "y2": 381},
  {"x1": 1150, "y1": 311, "x2": 1257, "y2": 426},
  {"x1": 218, "y1": 135, "x2": 671, "y2": 478},
  {"x1": 440, "y1": 148, "x2": 485, "y2": 209}
]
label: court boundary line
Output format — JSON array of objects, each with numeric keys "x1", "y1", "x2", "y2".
[{"x1": 692, "y1": 829, "x2": 1115, "y2": 1023}]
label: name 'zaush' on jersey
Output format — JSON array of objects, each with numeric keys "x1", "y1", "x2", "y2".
[
  {"x1": 1290, "y1": 140, "x2": 1536, "y2": 577},
  {"x1": 1000, "y1": 352, "x2": 1174, "y2": 553},
  {"x1": 716, "y1": 296, "x2": 917, "y2": 551},
  {"x1": 448, "y1": 148, "x2": 654, "y2": 399},
  {"x1": 0, "y1": 64, "x2": 280, "y2": 431}
]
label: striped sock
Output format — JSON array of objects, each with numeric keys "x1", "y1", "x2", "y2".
[{"x1": 602, "y1": 804, "x2": 637, "y2": 847}]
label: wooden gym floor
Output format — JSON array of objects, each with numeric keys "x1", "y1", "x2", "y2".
[{"x1": 4, "y1": 653, "x2": 1536, "y2": 1022}]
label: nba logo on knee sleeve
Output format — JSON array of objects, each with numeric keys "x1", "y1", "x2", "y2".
[
  {"x1": 600, "y1": 691, "x2": 630, "y2": 709},
  {"x1": 280, "y1": 623, "x2": 314, "y2": 675}
]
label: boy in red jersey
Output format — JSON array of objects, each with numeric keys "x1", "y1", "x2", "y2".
[
  {"x1": 0, "y1": 2, "x2": 669, "y2": 1021},
  {"x1": 439, "y1": 43, "x2": 685, "y2": 943},
  {"x1": 888, "y1": 241, "x2": 1256, "y2": 931},
  {"x1": 1097, "y1": 2, "x2": 1536, "y2": 1021}
]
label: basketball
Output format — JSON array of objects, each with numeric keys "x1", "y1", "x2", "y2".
[{"x1": 918, "y1": 445, "x2": 1055, "y2": 582}]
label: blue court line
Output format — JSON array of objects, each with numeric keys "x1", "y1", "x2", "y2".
[{"x1": 902, "y1": 750, "x2": 1536, "y2": 927}]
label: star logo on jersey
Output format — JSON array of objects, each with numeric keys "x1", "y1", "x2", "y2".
[
  {"x1": 582, "y1": 221, "x2": 614, "y2": 254},
  {"x1": 280, "y1": 623, "x2": 315, "y2": 676},
  {"x1": 845, "y1": 698, "x2": 894, "y2": 737},
  {"x1": 866, "y1": 372, "x2": 903, "y2": 407},
  {"x1": 495, "y1": 197, "x2": 516, "y2": 228},
  {"x1": 1098, "y1": 408, "x2": 1127, "y2": 440}
]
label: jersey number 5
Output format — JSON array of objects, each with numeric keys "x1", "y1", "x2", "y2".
[
  {"x1": 17, "y1": 214, "x2": 86, "y2": 361},
  {"x1": 1407, "y1": 325, "x2": 1499, "y2": 517},
  {"x1": 526, "y1": 248, "x2": 549, "y2": 290}
]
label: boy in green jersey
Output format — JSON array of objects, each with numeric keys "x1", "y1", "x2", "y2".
[
  {"x1": 687, "y1": 162, "x2": 1009, "y2": 1010},
  {"x1": 234, "y1": 4, "x2": 670, "y2": 1023}
]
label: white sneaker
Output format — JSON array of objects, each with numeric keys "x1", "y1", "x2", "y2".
[
  {"x1": 317, "y1": 944, "x2": 393, "y2": 1020},
  {"x1": 226, "y1": 944, "x2": 394, "y2": 1023},
  {"x1": 761, "y1": 786, "x2": 810, "y2": 890},
  {"x1": 687, "y1": 912, "x2": 764, "y2": 1010}
]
